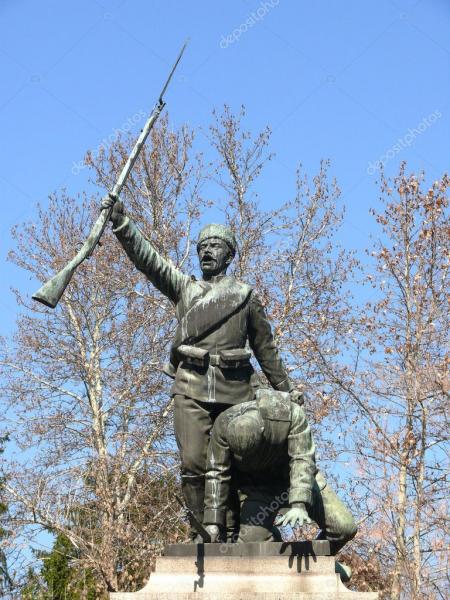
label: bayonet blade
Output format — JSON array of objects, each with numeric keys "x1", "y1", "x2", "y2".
[{"x1": 159, "y1": 39, "x2": 189, "y2": 104}]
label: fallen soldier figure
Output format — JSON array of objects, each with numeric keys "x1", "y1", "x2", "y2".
[{"x1": 203, "y1": 388, "x2": 357, "y2": 579}]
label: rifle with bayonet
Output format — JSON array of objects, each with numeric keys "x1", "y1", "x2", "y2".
[{"x1": 32, "y1": 41, "x2": 188, "y2": 309}]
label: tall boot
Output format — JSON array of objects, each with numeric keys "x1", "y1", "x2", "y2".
[
  {"x1": 181, "y1": 474, "x2": 205, "y2": 543},
  {"x1": 225, "y1": 483, "x2": 240, "y2": 542}
]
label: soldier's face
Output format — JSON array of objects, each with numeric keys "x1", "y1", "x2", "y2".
[{"x1": 198, "y1": 237, "x2": 233, "y2": 277}]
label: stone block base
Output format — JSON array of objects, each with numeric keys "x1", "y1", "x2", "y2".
[{"x1": 110, "y1": 542, "x2": 378, "y2": 599}]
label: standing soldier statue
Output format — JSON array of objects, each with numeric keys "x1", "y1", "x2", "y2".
[{"x1": 101, "y1": 194, "x2": 302, "y2": 542}]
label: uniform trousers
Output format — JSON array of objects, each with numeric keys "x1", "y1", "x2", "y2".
[{"x1": 173, "y1": 394, "x2": 239, "y2": 539}]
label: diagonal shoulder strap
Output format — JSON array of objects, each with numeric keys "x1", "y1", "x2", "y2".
[{"x1": 178, "y1": 277, "x2": 252, "y2": 346}]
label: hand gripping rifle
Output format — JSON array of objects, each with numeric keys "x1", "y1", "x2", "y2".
[{"x1": 32, "y1": 41, "x2": 188, "y2": 308}]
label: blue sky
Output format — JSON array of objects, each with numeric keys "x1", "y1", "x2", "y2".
[{"x1": 0, "y1": 0, "x2": 449, "y2": 337}]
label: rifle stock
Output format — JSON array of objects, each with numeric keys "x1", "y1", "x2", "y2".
[
  {"x1": 174, "y1": 494, "x2": 211, "y2": 543},
  {"x1": 32, "y1": 40, "x2": 188, "y2": 308},
  {"x1": 32, "y1": 207, "x2": 113, "y2": 308}
]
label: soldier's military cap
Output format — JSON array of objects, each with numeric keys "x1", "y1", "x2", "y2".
[{"x1": 197, "y1": 223, "x2": 237, "y2": 256}]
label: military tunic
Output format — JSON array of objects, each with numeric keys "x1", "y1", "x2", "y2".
[{"x1": 113, "y1": 217, "x2": 293, "y2": 403}]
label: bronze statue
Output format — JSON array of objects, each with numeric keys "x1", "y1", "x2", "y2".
[
  {"x1": 203, "y1": 388, "x2": 357, "y2": 556},
  {"x1": 101, "y1": 194, "x2": 302, "y2": 541}
]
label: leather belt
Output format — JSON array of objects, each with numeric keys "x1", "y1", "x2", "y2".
[{"x1": 177, "y1": 344, "x2": 252, "y2": 369}]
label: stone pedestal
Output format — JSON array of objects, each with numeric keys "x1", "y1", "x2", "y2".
[{"x1": 110, "y1": 541, "x2": 378, "y2": 599}]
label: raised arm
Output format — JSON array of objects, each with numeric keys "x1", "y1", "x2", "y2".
[{"x1": 103, "y1": 195, "x2": 188, "y2": 303}]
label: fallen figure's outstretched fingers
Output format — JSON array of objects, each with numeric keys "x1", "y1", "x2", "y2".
[{"x1": 276, "y1": 507, "x2": 312, "y2": 528}]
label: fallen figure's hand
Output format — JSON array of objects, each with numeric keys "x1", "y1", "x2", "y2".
[{"x1": 275, "y1": 504, "x2": 312, "y2": 528}]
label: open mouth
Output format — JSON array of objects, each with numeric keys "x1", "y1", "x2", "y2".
[{"x1": 201, "y1": 256, "x2": 215, "y2": 266}]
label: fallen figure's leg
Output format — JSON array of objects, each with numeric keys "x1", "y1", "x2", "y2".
[
  {"x1": 237, "y1": 484, "x2": 287, "y2": 543},
  {"x1": 232, "y1": 472, "x2": 357, "y2": 580},
  {"x1": 310, "y1": 471, "x2": 358, "y2": 554}
]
